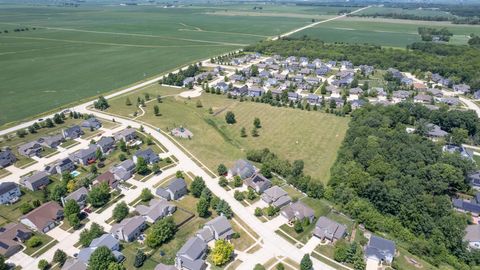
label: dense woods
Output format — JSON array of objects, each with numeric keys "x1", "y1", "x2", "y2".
[
  {"x1": 329, "y1": 103, "x2": 480, "y2": 268},
  {"x1": 245, "y1": 37, "x2": 480, "y2": 89}
]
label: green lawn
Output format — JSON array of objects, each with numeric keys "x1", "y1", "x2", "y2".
[
  {"x1": 0, "y1": 4, "x2": 313, "y2": 126},
  {"x1": 108, "y1": 87, "x2": 349, "y2": 183},
  {"x1": 23, "y1": 233, "x2": 56, "y2": 256},
  {"x1": 0, "y1": 188, "x2": 45, "y2": 223}
]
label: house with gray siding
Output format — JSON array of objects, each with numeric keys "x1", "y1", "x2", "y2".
[
  {"x1": 175, "y1": 236, "x2": 207, "y2": 270},
  {"x1": 110, "y1": 216, "x2": 146, "y2": 242},
  {"x1": 156, "y1": 178, "x2": 187, "y2": 201},
  {"x1": 21, "y1": 171, "x2": 50, "y2": 191}
]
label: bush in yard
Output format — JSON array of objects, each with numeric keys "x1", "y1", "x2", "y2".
[
  {"x1": 217, "y1": 164, "x2": 228, "y2": 176},
  {"x1": 276, "y1": 263, "x2": 285, "y2": 270},
  {"x1": 294, "y1": 220, "x2": 303, "y2": 233},
  {"x1": 87, "y1": 182, "x2": 110, "y2": 207},
  {"x1": 140, "y1": 188, "x2": 153, "y2": 202},
  {"x1": 233, "y1": 176, "x2": 242, "y2": 187},
  {"x1": 218, "y1": 177, "x2": 228, "y2": 187},
  {"x1": 113, "y1": 201, "x2": 129, "y2": 222},
  {"x1": 247, "y1": 189, "x2": 257, "y2": 200},
  {"x1": 53, "y1": 249, "x2": 67, "y2": 266},
  {"x1": 254, "y1": 264, "x2": 265, "y2": 270},
  {"x1": 254, "y1": 207, "x2": 263, "y2": 217},
  {"x1": 20, "y1": 202, "x2": 33, "y2": 214},
  {"x1": 225, "y1": 111, "x2": 236, "y2": 124},
  {"x1": 27, "y1": 236, "x2": 42, "y2": 248},
  {"x1": 300, "y1": 254, "x2": 313, "y2": 270},
  {"x1": 210, "y1": 239, "x2": 234, "y2": 266},
  {"x1": 37, "y1": 259, "x2": 49, "y2": 270},
  {"x1": 234, "y1": 190, "x2": 244, "y2": 201},
  {"x1": 146, "y1": 217, "x2": 176, "y2": 248},
  {"x1": 133, "y1": 250, "x2": 146, "y2": 268},
  {"x1": 191, "y1": 176, "x2": 206, "y2": 198},
  {"x1": 88, "y1": 246, "x2": 116, "y2": 270}
]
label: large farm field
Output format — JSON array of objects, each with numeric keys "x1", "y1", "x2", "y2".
[
  {"x1": 0, "y1": 3, "x2": 313, "y2": 126},
  {"x1": 293, "y1": 16, "x2": 480, "y2": 47},
  {"x1": 106, "y1": 84, "x2": 349, "y2": 183}
]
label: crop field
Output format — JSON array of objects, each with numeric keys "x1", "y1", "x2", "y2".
[
  {"x1": 0, "y1": 4, "x2": 313, "y2": 126},
  {"x1": 107, "y1": 85, "x2": 349, "y2": 183},
  {"x1": 293, "y1": 17, "x2": 480, "y2": 47},
  {"x1": 354, "y1": 6, "x2": 454, "y2": 18}
]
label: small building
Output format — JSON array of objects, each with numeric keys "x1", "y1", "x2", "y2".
[
  {"x1": 261, "y1": 186, "x2": 291, "y2": 208},
  {"x1": 0, "y1": 223, "x2": 32, "y2": 257},
  {"x1": 113, "y1": 128, "x2": 137, "y2": 142},
  {"x1": 133, "y1": 148, "x2": 159, "y2": 164},
  {"x1": 365, "y1": 235, "x2": 396, "y2": 265},
  {"x1": 62, "y1": 187, "x2": 89, "y2": 209},
  {"x1": 0, "y1": 182, "x2": 21, "y2": 205},
  {"x1": 443, "y1": 144, "x2": 473, "y2": 160},
  {"x1": 175, "y1": 236, "x2": 207, "y2": 270},
  {"x1": 197, "y1": 216, "x2": 234, "y2": 243},
  {"x1": 110, "y1": 216, "x2": 146, "y2": 242},
  {"x1": 0, "y1": 149, "x2": 16, "y2": 169},
  {"x1": 156, "y1": 178, "x2": 188, "y2": 201},
  {"x1": 281, "y1": 202, "x2": 315, "y2": 223},
  {"x1": 244, "y1": 173, "x2": 271, "y2": 194},
  {"x1": 20, "y1": 201, "x2": 63, "y2": 233},
  {"x1": 96, "y1": 136, "x2": 115, "y2": 154},
  {"x1": 136, "y1": 199, "x2": 176, "y2": 223},
  {"x1": 229, "y1": 159, "x2": 255, "y2": 180},
  {"x1": 70, "y1": 145, "x2": 97, "y2": 165},
  {"x1": 465, "y1": 224, "x2": 480, "y2": 250},
  {"x1": 81, "y1": 118, "x2": 102, "y2": 130},
  {"x1": 313, "y1": 216, "x2": 347, "y2": 243},
  {"x1": 62, "y1": 125, "x2": 84, "y2": 140},
  {"x1": 111, "y1": 159, "x2": 135, "y2": 181},
  {"x1": 21, "y1": 171, "x2": 50, "y2": 191},
  {"x1": 439, "y1": 97, "x2": 460, "y2": 106},
  {"x1": 18, "y1": 141, "x2": 42, "y2": 157}
]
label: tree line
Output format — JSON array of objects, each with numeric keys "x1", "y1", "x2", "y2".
[{"x1": 158, "y1": 64, "x2": 200, "y2": 86}]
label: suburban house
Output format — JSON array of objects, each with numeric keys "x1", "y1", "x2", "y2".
[
  {"x1": 413, "y1": 82, "x2": 427, "y2": 91},
  {"x1": 136, "y1": 199, "x2": 176, "y2": 223},
  {"x1": 0, "y1": 223, "x2": 32, "y2": 257},
  {"x1": 351, "y1": 99, "x2": 367, "y2": 110},
  {"x1": 470, "y1": 171, "x2": 480, "y2": 189},
  {"x1": 229, "y1": 159, "x2": 256, "y2": 180},
  {"x1": 110, "y1": 216, "x2": 146, "y2": 242},
  {"x1": 465, "y1": 225, "x2": 480, "y2": 250},
  {"x1": 0, "y1": 149, "x2": 16, "y2": 168},
  {"x1": 281, "y1": 202, "x2": 315, "y2": 223},
  {"x1": 37, "y1": 134, "x2": 65, "y2": 148},
  {"x1": 156, "y1": 178, "x2": 188, "y2": 201},
  {"x1": 306, "y1": 94, "x2": 320, "y2": 105},
  {"x1": 96, "y1": 136, "x2": 115, "y2": 154},
  {"x1": 81, "y1": 117, "x2": 102, "y2": 130},
  {"x1": 287, "y1": 92, "x2": 300, "y2": 102},
  {"x1": 21, "y1": 171, "x2": 50, "y2": 191},
  {"x1": 62, "y1": 258, "x2": 87, "y2": 270},
  {"x1": 46, "y1": 157, "x2": 76, "y2": 175},
  {"x1": 392, "y1": 90, "x2": 411, "y2": 103},
  {"x1": 439, "y1": 97, "x2": 460, "y2": 106},
  {"x1": 70, "y1": 145, "x2": 97, "y2": 165},
  {"x1": 261, "y1": 186, "x2": 291, "y2": 208},
  {"x1": 413, "y1": 94, "x2": 432, "y2": 104},
  {"x1": 196, "y1": 216, "x2": 234, "y2": 243},
  {"x1": 110, "y1": 159, "x2": 135, "y2": 181},
  {"x1": 183, "y1": 77, "x2": 195, "y2": 87},
  {"x1": 365, "y1": 235, "x2": 396, "y2": 265},
  {"x1": 426, "y1": 124, "x2": 448, "y2": 141},
  {"x1": 175, "y1": 236, "x2": 207, "y2": 270},
  {"x1": 78, "y1": 233, "x2": 124, "y2": 264},
  {"x1": 62, "y1": 125, "x2": 84, "y2": 140},
  {"x1": 244, "y1": 173, "x2": 271, "y2": 194},
  {"x1": 93, "y1": 171, "x2": 118, "y2": 189},
  {"x1": 154, "y1": 263, "x2": 177, "y2": 270},
  {"x1": 215, "y1": 82, "x2": 229, "y2": 93},
  {"x1": 20, "y1": 201, "x2": 63, "y2": 233},
  {"x1": 453, "y1": 84, "x2": 471, "y2": 94},
  {"x1": 231, "y1": 85, "x2": 248, "y2": 96},
  {"x1": 18, "y1": 141, "x2": 43, "y2": 157},
  {"x1": 348, "y1": 87, "x2": 363, "y2": 100},
  {"x1": 113, "y1": 128, "x2": 137, "y2": 142},
  {"x1": 313, "y1": 216, "x2": 347, "y2": 243},
  {"x1": 453, "y1": 194, "x2": 480, "y2": 216},
  {"x1": 133, "y1": 148, "x2": 159, "y2": 164},
  {"x1": 62, "y1": 187, "x2": 88, "y2": 209},
  {"x1": 443, "y1": 144, "x2": 473, "y2": 160},
  {"x1": 0, "y1": 182, "x2": 21, "y2": 205},
  {"x1": 248, "y1": 87, "x2": 264, "y2": 97}
]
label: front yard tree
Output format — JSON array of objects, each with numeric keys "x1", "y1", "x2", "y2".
[
  {"x1": 191, "y1": 176, "x2": 206, "y2": 198},
  {"x1": 89, "y1": 246, "x2": 116, "y2": 270},
  {"x1": 45, "y1": 118, "x2": 55, "y2": 128},
  {"x1": 210, "y1": 239, "x2": 234, "y2": 266},
  {"x1": 233, "y1": 176, "x2": 242, "y2": 187},
  {"x1": 64, "y1": 199, "x2": 80, "y2": 226},
  {"x1": 135, "y1": 157, "x2": 149, "y2": 175},
  {"x1": 196, "y1": 197, "x2": 210, "y2": 218},
  {"x1": 240, "y1": 127, "x2": 247, "y2": 137},
  {"x1": 133, "y1": 250, "x2": 146, "y2": 268},
  {"x1": 125, "y1": 97, "x2": 132, "y2": 106},
  {"x1": 50, "y1": 184, "x2": 66, "y2": 203},
  {"x1": 216, "y1": 199, "x2": 233, "y2": 218},
  {"x1": 87, "y1": 182, "x2": 110, "y2": 207},
  {"x1": 140, "y1": 188, "x2": 153, "y2": 202},
  {"x1": 154, "y1": 105, "x2": 160, "y2": 116},
  {"x1": 253, "y1": 117, "x2": 261, "y2": 128},
  {"x1": 218, "y1": 177, "x2": 228, "y2": 187},
  {"x1": 53, "y1": 249, "x2": 67, "y2": 266},
  {"x1": 251, "y1": 126, "x2": 259, "y2": 137},
  {"x1": 254, "y1": 207, "x2": 263, "y2": 217},
  {"x1": 146, "y1": 217, "x2": 176, "y2": 248},
  {"x1": 294, "y1": 220, "x2": 303, "y2": 233},
  {"x1": 108, "y1": 262, "x2": 126, "y2": 270},
  {"x1": 217, "y1": 164, "x2": 228, "y2": 176},
  {"x1": 94, "y1": 96, "x2": 109, "y2": 111},
  {"x1": 119, "y1": 140, "x2": 127, "y2": 152},
  {"x1": 300, "y1": 254, "x2": 313, "y2": 270},
  {"x1": 234, "y1": 190, "x2": 244, "y2": 201},
  {"x1": 37, "y1": 259, "x2": 49, "y2": 270},
  {"x1": 0, "y1": 255, "x2": 8, "y2": 270},
  {"x1": 225, "y1": 111, "x2": 236, "y2": 124},
  {"x1": 450, "y1": 127, "x2": 468, "y2": 146},
  {"x1": 113, "y1": 201, "x2": 129, "y2": 222},
  {"x1": 69, "y1": 214, "x2": 80, "y2": 229}
]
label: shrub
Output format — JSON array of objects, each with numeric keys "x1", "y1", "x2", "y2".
[{"x1": 27, "y1": 236, "x2": 42, "y2": 248}]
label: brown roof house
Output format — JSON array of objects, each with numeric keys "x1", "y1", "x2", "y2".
[
  {"x1": 20, "y1": 201, "x2": 63, "y2": 233},
  {"x1": 0, "y1": 223, "x2": 32, "y2": 257},
  {"x1": 93, "y1": 171, "x2": 118, "y2": 189}
]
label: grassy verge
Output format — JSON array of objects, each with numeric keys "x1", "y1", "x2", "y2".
[{"x1": 23, "y1": 234, "x2": 56, "y2": 256}]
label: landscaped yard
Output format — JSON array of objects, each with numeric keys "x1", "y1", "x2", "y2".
[
  {"x1": 107, "y1": 88, "x2": 350, "y2": 184},
  {"x1": 23, "y1": 233, "x2": 56, "y2": 256},
  {"x1": 0, "y1": 188, "x2": 44, "y2": 223}
]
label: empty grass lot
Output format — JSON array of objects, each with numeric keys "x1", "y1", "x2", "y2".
[{"x1": 107, "y1": 86, "x2": 349, "y2": 184}]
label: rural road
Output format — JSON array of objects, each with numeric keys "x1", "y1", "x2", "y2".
[{"x1": 273, "y1": 5, "x2": 371, "y2": 40}]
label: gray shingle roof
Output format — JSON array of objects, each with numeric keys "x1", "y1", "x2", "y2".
[
  {"x1": 314, "y1": 216, "x2": 347, "y2": 241},
  {"x1": 465, "y1": 225, "x2": 480, "y2": 242},
  {"x1": 0, "y1": 182, "x2": 18, "y2": 196},
  {"x1": 365, "y1": 235, "x2": 396, "y2": 262}
]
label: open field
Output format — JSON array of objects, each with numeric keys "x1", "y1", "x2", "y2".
[
  {"x1": 0, "y1": 4, "x2": 314, "y2": 126},
  {"x1": 293, "y1": 17, "x2": 480, "y2": 47},
  {"x1": 107, "y1": 85, "x2": 349, "y2": 183}
]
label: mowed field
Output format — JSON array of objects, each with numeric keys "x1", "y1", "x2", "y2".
[
  {"x1": 0, "y1": 4, "x2": 313, "y2": 126},
  {"x1": 293, "y1": 16, "x2": 480, "y2": 47},
  {"x1": 107, "y1": 85, "x2": 349, "y2": 183}
]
